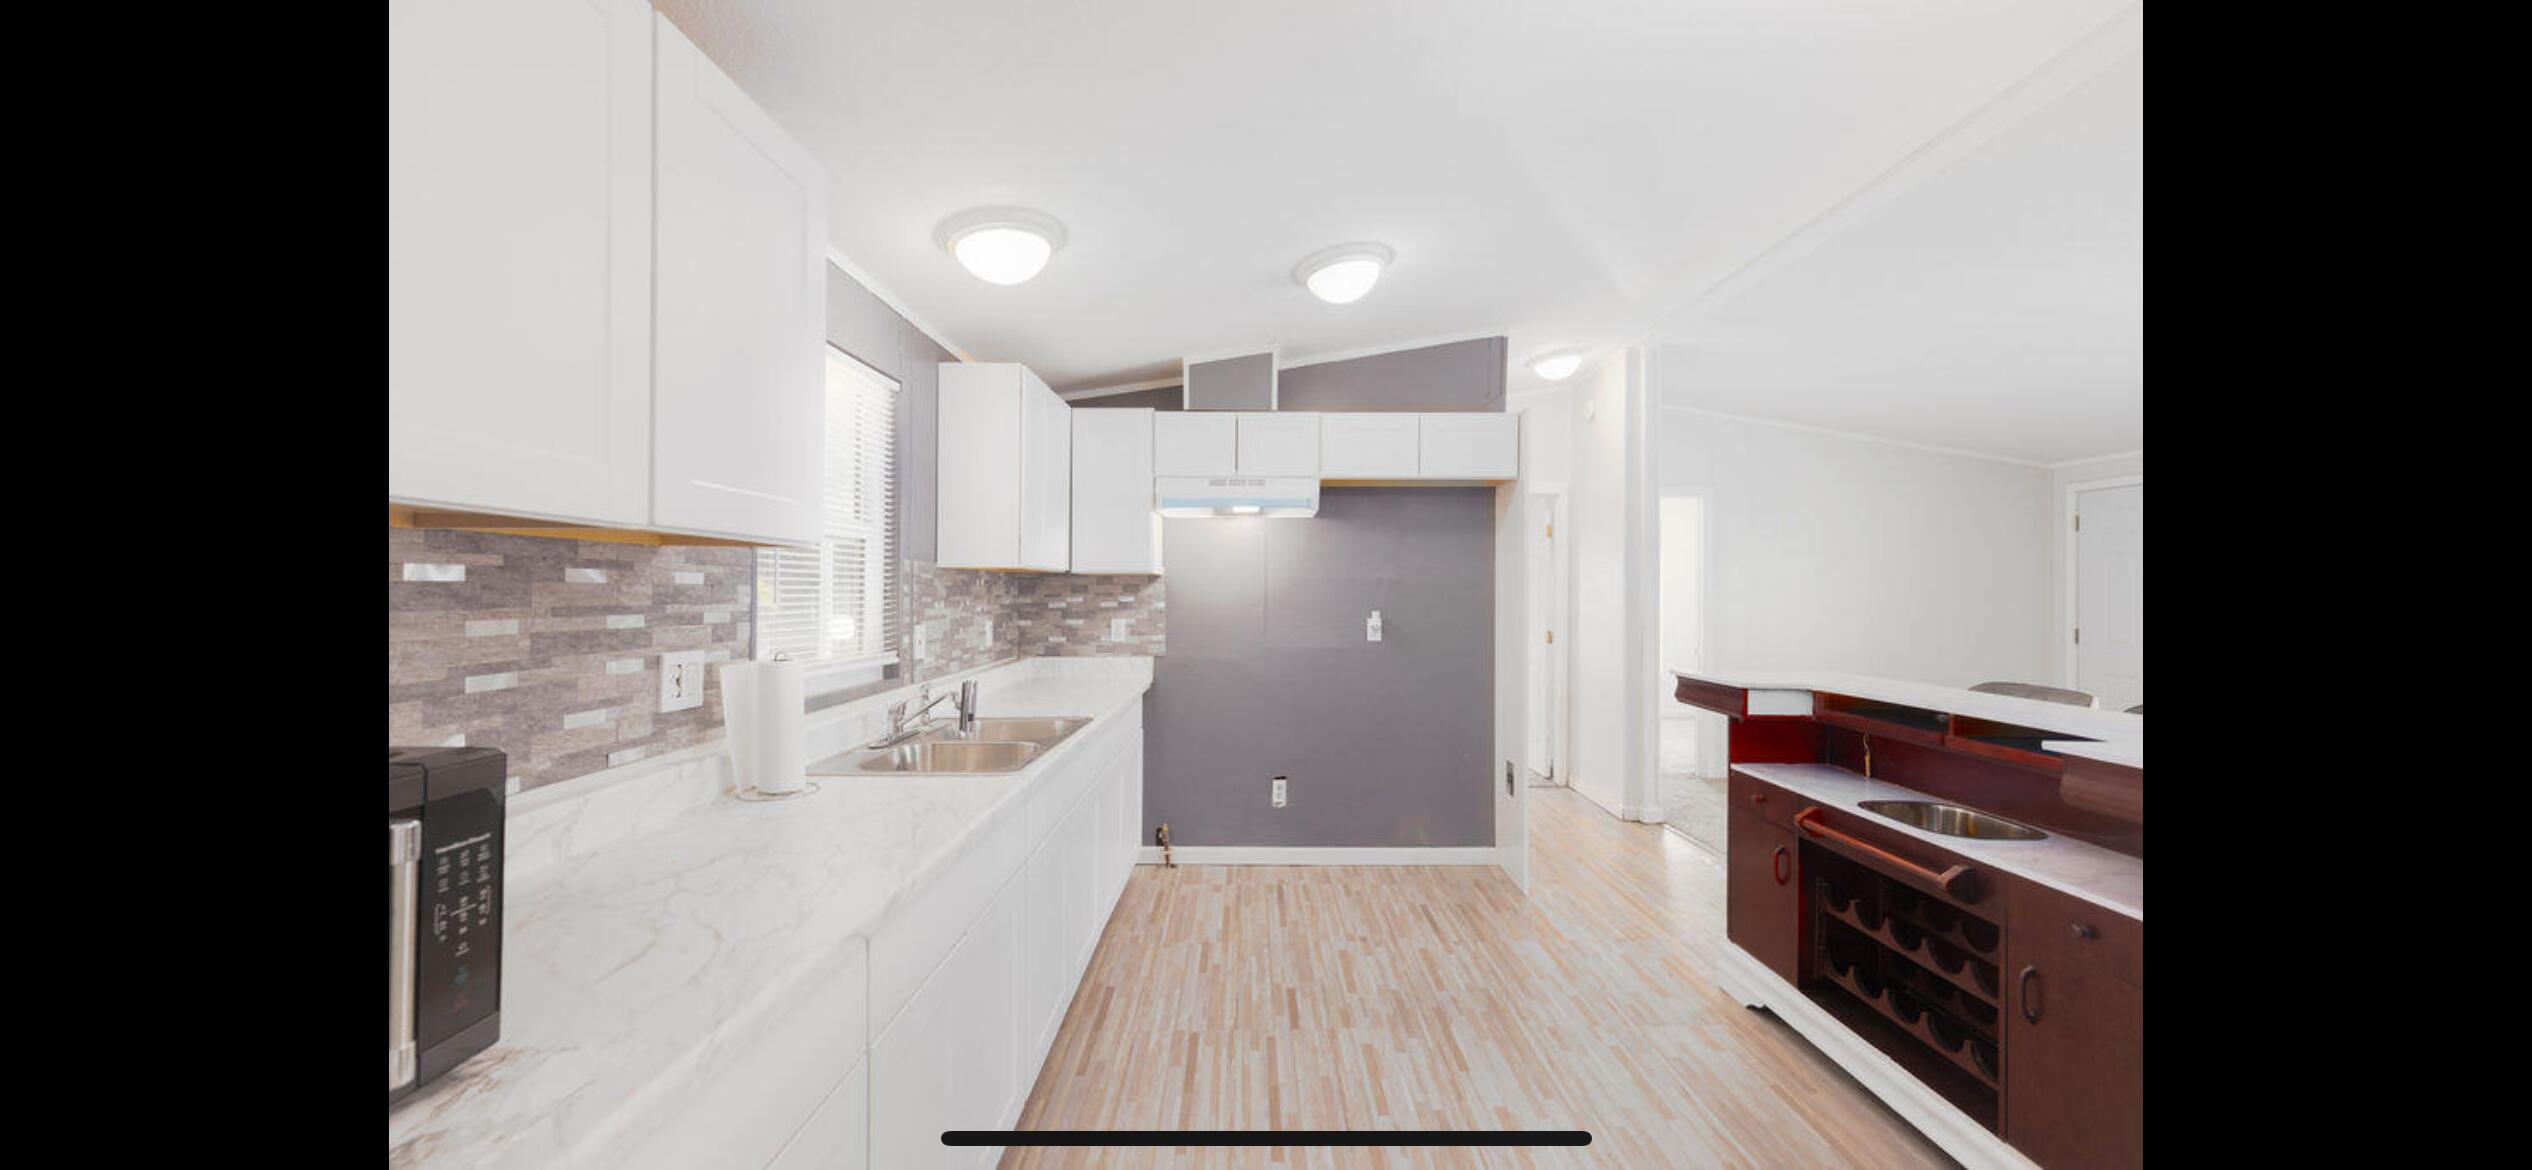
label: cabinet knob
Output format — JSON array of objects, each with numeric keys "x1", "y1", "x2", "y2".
[
  {"x1": 1771, "y1": 845, "x2": 1792, "y2": 885},
  {"x1": 1750, "y1": 791, "x2": 1767, "y2": 804},
  {"x1": 2070, "y1": 922, "x2": 2097, "y2": 941}
]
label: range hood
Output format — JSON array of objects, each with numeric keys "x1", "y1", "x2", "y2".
[{"x1": 1154, "y1": 476, "x2": 1319, "y2": 518}]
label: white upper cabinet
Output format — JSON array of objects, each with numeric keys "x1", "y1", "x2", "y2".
[
  {"x1": 1418, "y1": 413, "x2": 1520, "y2": 479},
  {"x1": 390, "y1": 3, "x2": 828, "y2": 545},
  {"x1": 938, "y1": 363, "x2": 1071, "y2": 570},
  {"x1": 1151, "y1": 411, "x2": 1237, "y2": 476},
  {"x1": 1235, "y1": 412, "x2": 1321, "y2": 476},
  {"x1": 650, "y1": 14, "x2": 827, "y2": 546},
  {"x1": 388, "y1": 0, "x2": 653, "y2": 526},
  {"x1": 1070, "y1": 409, "x2": 1161, "y2": 574},
  {"x1": 1318, "y1": 413, "x2": 1421, "y2": 478}
]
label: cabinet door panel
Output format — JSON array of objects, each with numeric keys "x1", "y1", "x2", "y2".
[
  {"x1": 1153, "y1": 412, "x2": 1238, "y2": 476},
  {"x1": 1418, "y1": 413, "x2": 1519, "y2": 479},
  {"x1": 1236, "y1": 412, "x2": 1321, "y2": 475},
  {"x1": 388, "y1": 0, "x2": 651, "y2": 526},
  {"x1": 651, "y1": 13, "x2": 826, "y2": 545},
  {"x1": 769, "y1": 1057, "x2": 869, "y2": 1170},
  {"x1": 1319, "y1": 413, "x2": 1420, "y2": 478},
  {"x1": 1020, "y1": 375, "x2": 1072, "y2": 570},
  {"x1": 1725, "y1": 810, "x2": 1801, "y2": 984},
  {"x1": 2005, "y1": 944, "x2": 2143, "y2": 1170},
  {"x1": 1070, "y1": 408, "x2": 1161, "y2": 573}
]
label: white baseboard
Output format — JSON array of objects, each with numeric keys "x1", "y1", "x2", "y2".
[
  {"x1": 1717, "y1": 945, "x2": 2036, "y2": 1170},
  {"x1": 1136, "y1": 846, "x2": 1496, "y2": 866}
]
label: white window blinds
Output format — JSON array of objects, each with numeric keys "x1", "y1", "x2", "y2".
[{"x1": 756, "y1": 347, "x2": 898, "y2": 666}]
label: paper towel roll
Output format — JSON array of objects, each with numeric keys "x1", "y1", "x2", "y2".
[{"x1": 724, "y1": 657, "x2": 806, "y2": 795}]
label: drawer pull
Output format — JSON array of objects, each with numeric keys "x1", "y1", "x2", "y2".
[
  {"x1": 1771, "y1": 845, "x2": 1791, "y2": 885},
  {"x1": 2019, "y1": 965, "x2": 2042, "y2": 1023},
  {"x1": 1792, "y1": 805, "x2": 1976, "y2": 900},
  {"x1": 2070, "y1": 922, "x2": 2097, "y2": 941}
]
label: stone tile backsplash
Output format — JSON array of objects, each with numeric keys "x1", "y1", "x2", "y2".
[
  {"x1": 389, "y1": 528, "x2": 755, "y2": 792},
  {"x1": 1009, "y1": 574, "x2": 1167, "y2": 657},
  {"x1": 390, "y1": 533, "x2": 1167, "y2": 792}
]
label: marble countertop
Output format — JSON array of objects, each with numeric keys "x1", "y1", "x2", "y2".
[
  {"x1": 1672, "y1": 668, "x2": 2143, "y2": 766},
  {"x1": 1734, "y1": 763, "x2": 2142, "y2": 920},
  {"x1": 388, "y1": 657, "x2": 1155, "y2": 1169}
]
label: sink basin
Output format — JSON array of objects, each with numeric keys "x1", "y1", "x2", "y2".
[
  {"x1": 845, "y1": 740, "x2": 1042, "y2": 774},
  {"x1": 1858, "y1": 799, "x2": 2047, "y2": 841},
  {"x1": 928, "y1": 716, "x2": 1091, "y2": 747}
]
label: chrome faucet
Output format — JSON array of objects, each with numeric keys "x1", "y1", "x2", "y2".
[{"x1": 868, "y1": 679, "x2": 981, "y2": 748}]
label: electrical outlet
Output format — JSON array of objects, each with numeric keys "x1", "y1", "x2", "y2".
[
  {"x1": 912, "y1": 622, "x2": 932, "y2": 661},
  {"x1": 1110, "y1": 617, "x2": 1132, "y2": 641},
  {"x1": 659, "y1": 650, "x2": 705, "y2": 713},
  {"x1": 1271, "y1": 775, "x2": 1287, "y2": 808},
  {"x1": 1366, "y1": 610, "x2": 1383, "y2": 642}
]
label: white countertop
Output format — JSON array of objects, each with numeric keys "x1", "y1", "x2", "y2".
[
  {"x1": 387, "y1": 657, "x2": 1155, "y2": 1169},
  {"x1": 1672, "y1": 668, "x2": 2143, "y2": 767},
  {"x1": 1736, "y1": 763, "x2": 2142, "y2": 921}
]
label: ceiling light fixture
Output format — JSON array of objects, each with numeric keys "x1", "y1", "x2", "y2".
[
  {"x1": 1528, "y1": 348, "x2": 1588, "y2": 381},
  {"x1": 936, "y1": 207, "x2": 1066, "y2": 285},
  {"x1": 1294, "y1": 242, "x2": 1394, "y2": 305}
]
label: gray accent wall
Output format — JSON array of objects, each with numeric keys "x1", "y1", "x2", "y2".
[
  {"x1": 1278, "y1": 337, "x2": 1507, "y2": 411},
  {"x1": 1146, "y1": 489, "x2": 1495, "y2": 846},
  {"x1": 827, "y1": 265, "x2": 955, "y2": 563},
  {"x1": 1183, "y1": 352, "x2": 1277, "y2": 410},
  {"x1": 1086, "y1": 337, "x2": 1510, "y2": 849}
]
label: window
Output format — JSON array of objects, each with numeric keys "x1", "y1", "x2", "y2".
[{"x1": 756, "y1": 347, "x2": 898, "y2": 675}]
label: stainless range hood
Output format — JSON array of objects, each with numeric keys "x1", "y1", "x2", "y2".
[{"x1": 1154, "y1": 475, "x2": 1320, "y2": 518}]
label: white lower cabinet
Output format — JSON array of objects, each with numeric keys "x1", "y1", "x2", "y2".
[
  {"x1": 770, "y1": 1058, "x2": 869, "y2": 1170},
  {"x1": 646, "y1": 716, "x2": 1143, "y2": 1169}
]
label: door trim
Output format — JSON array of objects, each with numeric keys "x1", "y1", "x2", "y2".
[{"x1": 2060, "y1": 474, "x2": 2143, "y2": 690}]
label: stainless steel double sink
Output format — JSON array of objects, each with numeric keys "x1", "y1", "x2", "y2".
[{"x1": 810, "y1": 716, "x2": 1092, "y2": 775}]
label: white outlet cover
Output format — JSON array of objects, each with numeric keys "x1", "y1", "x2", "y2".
[
  {"x1": 1271, "y1": 777, "x2": 1287, "y2": 808},
  {"x1": 1110, "y1": 617, "x2": 1132, "y2": 640},
  {"x1": 658, "y1": 650, "x2": 705, "y2": 713}
]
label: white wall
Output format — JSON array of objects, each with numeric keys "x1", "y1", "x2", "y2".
[
  {"x1": 2048, "y1": 451, "x2": 2143, "y2": 687},
  {"x1": 1655, "y1": 378, "x2": 2055, "y2": 691},
  {"x1": 1564, "y1": 352, "x2": 1656, "y2": 820}
]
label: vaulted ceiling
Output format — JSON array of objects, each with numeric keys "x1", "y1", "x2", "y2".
[{"x1": 659, "y1": 0, "x2": 2143, "y2": 462}]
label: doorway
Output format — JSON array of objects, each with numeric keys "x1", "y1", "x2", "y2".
[
  {"x1": 2070, "y1": 479, "x2": 2144, "y2": 711},
  {"x1": 1656, "y1": 489, "x2": 1722, "y2": 853}
]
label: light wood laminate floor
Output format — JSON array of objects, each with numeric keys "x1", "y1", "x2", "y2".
[{"x1": 1005, "y1": 788, "x2": 1954, "y2": 1169}]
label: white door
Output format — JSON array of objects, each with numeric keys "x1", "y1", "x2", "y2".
[
  {"x1": 651, "y1": 13, "x2": 826, "y2": 545},
  {"x1": 1525, "y1": 496, "x2": 1560, "y2": 780},
  {"x1": 388, "y1": 0, "x2": 653, "y2": 527},
  {"x1": 2074, "y1": 483, "x2": 2144, "y2": 711}
]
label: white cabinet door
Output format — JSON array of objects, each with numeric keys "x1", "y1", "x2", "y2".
[
  {"x1": 1070, "y1": 409, "x2": 1161, "y2": 574},
  {"x1": 1418, "y1": 413, "x2": 1520, "y2": 479},
  {"x1": 1237, "y1": 412, "x2": 1321, "y2": 476},
  {"x1": 1020, "y1": 372, "x2": 1072, "y2": 571},
  {"x1": 872, "y1": 873, "x2": 1025, "y2": 1170},
  {"x1": 769, "y1": 1057, "x2": 869, "y2": 1170},
  {"x1": 388, "y1": 0, "x2": 652, "y2": 527},
  {"x1": 651, "y1": 13, "x2": 826, "y2": 546},
  {"x1": 1319, "y1": 413, "x2": 1420, "y2": 479},
  {"x1": 1152, "y1": 412, "x2": 1238, "y2": 476},
  {"x1": 936, "y1": 364, "x2": 1025, "y2": 569}
]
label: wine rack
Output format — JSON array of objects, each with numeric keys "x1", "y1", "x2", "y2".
[{"x1": 1802, "y1": 841, "x2": 2006, "y2": 1123}]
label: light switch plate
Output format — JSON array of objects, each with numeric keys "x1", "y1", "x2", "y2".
[
  {"x1": 659, "y1": 650, "x2": 705, "y2": 713},
  {"x1": 1271, "y1": 776, "x2": 1288, "y2": 808}
]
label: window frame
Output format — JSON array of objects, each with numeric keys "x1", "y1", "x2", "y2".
[{"x1": 754, "y1": 344, "x2": 901, "y2": 695}]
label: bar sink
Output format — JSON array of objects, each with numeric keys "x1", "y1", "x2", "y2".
[
  {"x1": 842, "y1": 740, "x2": 1042, "y2": 774},
  {"x1": 1858, "y1": 799, "x2": 2047, "y2": 841}
]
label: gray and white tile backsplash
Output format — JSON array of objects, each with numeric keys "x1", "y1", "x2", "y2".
[
  {"x1": 1009, "y1": 574, "x2": 1166, "y2": 657},
  {"x1": 389, "y1": 528, "x2": 753, "y2": 792},
  {"x1": 391, "y1": 530, "x2": 1167, "y2": 791}
]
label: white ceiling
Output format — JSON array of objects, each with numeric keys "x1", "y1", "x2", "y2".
[{"x1": 659, "y1": 0, "x2": 2142, "y2": 459}]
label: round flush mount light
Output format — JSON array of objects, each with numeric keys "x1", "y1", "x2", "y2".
[
  {"x1": 1528, "y1": 348, "x2": 1588, "y2": 381},
  {"x1": 936, "y1": 206, "x2": 1066, "y2": 285},
  {"x1": 1294, "y1": 242, "x2": 1394, "y2": 305}
]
